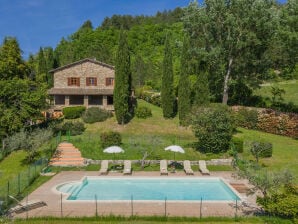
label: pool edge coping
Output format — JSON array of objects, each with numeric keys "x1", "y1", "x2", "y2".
[{"x1": 53, "y1": 176, "x2": 245, "y2": 203}]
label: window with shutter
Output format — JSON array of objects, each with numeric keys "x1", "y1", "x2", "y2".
[
  {"x1": 86, "y1": 77, "x2": 97, "y2": 86},
  {"x1": 105, "y1": 77, "x2": 114, "y2": 86},
  {"x1": 68, "y1": 77, "x2": 80, "y2": 86}
]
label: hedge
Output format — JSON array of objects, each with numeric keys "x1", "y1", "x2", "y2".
[
  {"x1": 233, "y1": 106, "x2": 298, "y2": 138},
  {"x1": 135, "y1": 106, "x2": 152, "y2": 119},
  {"x1": 62, "y1": 106, "x2": 86, "y2": 119},
  {"x1": 82, "y1": 107, "x2": 112, "y2": 123}
]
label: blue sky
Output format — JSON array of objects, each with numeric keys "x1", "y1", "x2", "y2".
[
  {"x1": 0, "y1": 0, "x2": 190, "y2": 58},
  {"x1": 0, "y1": 0, "x2": 287, "y2": 59}
]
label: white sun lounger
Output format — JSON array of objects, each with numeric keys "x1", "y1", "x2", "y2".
[
  {"x1": 99, "y1": 160, "x2": 109, "y2": 175},
  {"x1": 160, "y1": 160, "x2": 168, "y2": 175},
  {"x1": 199, "y1": 160, "x2": 210, "y2": 175},
  {"x1": 183, "y1": 160, "x2": 194, "y2": 175},
  {"x1": 123, "y1": 160, "x2": 132, "y2": 175}
]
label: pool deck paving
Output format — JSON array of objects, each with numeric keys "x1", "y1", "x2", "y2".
[{"x1": 11, "y1": 171, "x2": 260, "y2": 219}]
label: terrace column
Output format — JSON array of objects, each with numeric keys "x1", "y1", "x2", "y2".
[
  {"x1": 103, "y1": 95, "x2": 107, "y2": 107},
  {"x1": 84, "y1": 95, "x2": 88, "y2": 107},
  {"x1": 65, "y1": 95, "x2": 70, "y2": 106}
]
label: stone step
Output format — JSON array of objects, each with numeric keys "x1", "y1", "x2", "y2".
[
  {"x1": 52, "y1": 155, "x2": 83, "y2": 160},
  {"x1": 50, "y1": 162, "x2": 85, "y2": 167},
  {"x1": 50, "y1": 142, "x2": 85, "y2": 167},
  {"x1": 51, "y1": 157, "x2": 84, "y2": 161}
]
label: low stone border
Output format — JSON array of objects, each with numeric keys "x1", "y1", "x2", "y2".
[{"x1": 85, "y1": 159, "x2": 233, "y2": 166}]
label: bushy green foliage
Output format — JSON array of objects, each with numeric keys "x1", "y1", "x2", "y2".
[
  {"x1": 82, "y1": 107, "x2": 112, "y2": 123},
  {"x1": 192, "y1": 72, "x2": 210, "y2": 107},
  {"x1": 138, "y1": 91, "x2": 162, "y2": 107},
  {"x1": 271, "y1": 101, "x2": 298, "y2": 113},
  {"x1": 259, "y1": 142, "x2": 273, "y2": 158},
  {"x1": 57, "y1": 121, "x2": 85, "y2": 136},
  {"x1": 235, "y1": 107, "x2": 259, "y2": 129},
  {"x1": 257, "y1": 186, "x2": 298, "y2": 219},
  {"x1": 250, "y1": 141, "x2": 273, "y2": 163},
  {"x1": 237, "y1": 161, "x2": 297, "y2": 219},
  {"x1": 4, "y1": 128, "x2": 53, "y2": 162},
  {"x1": 135, "y1": 106, "x2": 152, "y2": 119},
  {"x1": 231, "y1": 136, "x2": 244, "y2": 153},
  {"x1": 100, "y1": 131, "x2": 122, "y2": 148},
  {"x1": 191, "y1": 104, "x2": 235, "y2": 153},
  {"x1": 62, "y1": 106, "x2": 86, "y2": 119}
]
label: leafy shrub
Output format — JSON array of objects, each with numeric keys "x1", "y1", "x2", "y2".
[
  {"x1": 100, "y1": 131, "x2": 122, "y2": 148},
  {"x1": 138, "y1": 91, "x2": 162, "y2": 107},
  {"x1": 135, "y1": 106, "x2": 152, "y2": 119},
  {"x1": 231, "y1": 136, "x2": 244, "y2": 153},
  {"x1": 236, "y1": 107, "x2": 258, "y2": 129},
  {"x1": 259, "y1": 142, "x2": 273, "y2": 158},
  {"x1": 191, "y1": 104, "x2": 235, "y2": 153},
  {"x1": 58, "y1": 121, "x2": 85, "y2": 136},
  {"x1": 82, "y1": 107, "x2": 112, "y2": 123},
  {"x1": 271, "y1": 101, "x2": 298, "y2": 114},
  {"x1": 257, "y1": 185, "x2": 298, "y2": 219},
  {"x1": 62, "y1": 106, "x2": 86, "y2": 119},
  {"x1": 250, "y1": 141, "x2": 273, "y2": 163},
  {"x1": 4, "y1": 128, "x2": 53, "y2": 163}
]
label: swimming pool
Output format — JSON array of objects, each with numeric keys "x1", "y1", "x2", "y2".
[{"x1": 57, "y1": 177, "x2": 240, "y2": 201}]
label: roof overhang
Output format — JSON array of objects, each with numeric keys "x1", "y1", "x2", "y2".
[{"x1": 48, "y1": 88, "x2": 113, "y2": 95}]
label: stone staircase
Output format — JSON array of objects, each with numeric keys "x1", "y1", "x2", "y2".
[{"x1": 49, "y1": 142, "x2": 85, "y2": 166}]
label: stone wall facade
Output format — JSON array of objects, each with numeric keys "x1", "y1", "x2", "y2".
[
  {"x1": 48, "y1": 59, "x2": 115, "y2": 111},
  {"x1": 53, "y1": 60, "x2": 114, "y2": 90}
]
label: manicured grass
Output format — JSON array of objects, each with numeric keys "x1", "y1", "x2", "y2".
[
  {"x1": 254, "y1": 79, "x2": 298, "y2": 104},
  {"x1": 12, "y1": 216, "x2": 293, "y2": 224},
  {"x1": 207, "y1": 165, "x2": 234, "y2": 172},
  {"x1": 235, "y1": 127, "x2": 298, "y2": 180},
  {"x1": 68, "y1": 100, "x2": 226, "y2": 162},
  {"x1": 0, "y1": 150, "x2": 28, "y2": 188}
]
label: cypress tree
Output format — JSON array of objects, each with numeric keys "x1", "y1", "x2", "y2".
[
  {"x1": 37, "y1": 47, "x2": 47, "y2": 83},
  {"x1": 114, "y1": 29, "x2": 132, "y2": 125},
  {"x1": 178, "y1": 36, "x2": 191, "y2": 126},
  {"x1": 193, "y1": 71, "x2": 210, "y2": 106},
  {"x1": 161, "y1": 34, "x2": 175, "y2": 118}
]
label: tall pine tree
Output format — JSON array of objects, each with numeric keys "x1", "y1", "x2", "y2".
[
  {"x1": 178, "y1": 35, "x2": 191, "y2": 126},
  {"x1": 0, "y1": 37, "x2": 27, "y2": 80},
  {"x1": 114, "y1": 29, "x2": 132, "y2": 125},
  {"x1": 161, "y1": 34, "x2": 175, "y2": 118}
]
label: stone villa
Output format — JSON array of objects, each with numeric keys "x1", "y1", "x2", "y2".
[{"x1": 48, "y1": 58, "x2": 115, "y2": 111}]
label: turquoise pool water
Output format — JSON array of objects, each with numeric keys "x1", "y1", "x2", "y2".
[{"x1": 57, "y1": 177, "x2": 240, "y2": 201}]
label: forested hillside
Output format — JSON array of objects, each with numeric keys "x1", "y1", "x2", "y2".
[
  {"x1": 54, "y1": 9, "x2": 184, "y2": 90},
  {"x1": 35, "y1": 1, "x2": 296, "y2": 105},
  {"x1": 0, "y1": 1, "x2": 297, "y2": 138}
]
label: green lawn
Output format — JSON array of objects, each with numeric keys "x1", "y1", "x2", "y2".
[
  {"x1": 235, "y1": 127, "x2": 298, "y2": 179},
  {"x1": 68, "y1": 100, "x2": 226, "y2": 161},
  {"x1": 0, "y1": 150, "x2": 28, "y2": 188},
  {"x1": 254, "y1": 79, "x2": 298, "y2": 104},
  {"x1": 11, "y1": 216, "x2": 293, "y2": 224}
]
